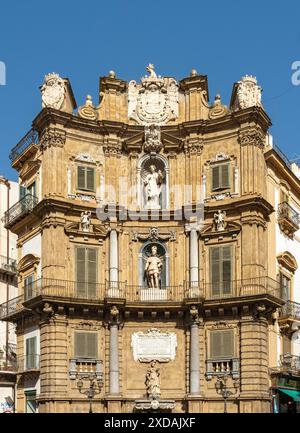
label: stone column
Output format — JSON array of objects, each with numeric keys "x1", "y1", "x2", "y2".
[
  {"x1": 109, "y1": 306, "x2": 120, "y2": 395},
  {"x1": 185, "y1": 218, "x2": 201, "y2": 296},
  {"x1": 109, "y1": 220, "x2": 119, "y2": 296},
  {"x1": 189, "y1": 306, "x2": 201, "y2": 395}
]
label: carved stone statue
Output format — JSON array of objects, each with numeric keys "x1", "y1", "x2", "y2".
[
  {"x1": 236, "y1": 75, "x2": 262, "y2": 109},
  {"x1": 144, "y1": 164, "x2": 164, "y2": 209},
  {"x1": 144, "y1": 124, "x2": 162, "y2": 153},
  {"x1": 145, "y1": 245, "x2": 163, "y2": 289},
  {"x1": 146, "y1": 64, "x2": 157, "y2": 79},
  {"x1": 80, "y1": 211, "x2": 92, "y2": 232},
  {"x1": 214, "y1": 210, "x2": 226, "y2": 231},
  {"x1": 145, "y1": 360, "x2": 161, "y2": 399},
  {"x1": 41, "y1": 72, "x2": 66, "y2": 110}
]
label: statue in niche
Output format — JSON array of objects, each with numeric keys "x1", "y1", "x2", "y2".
[
  {"x1": 144, "y1": 164, "x2": 164, "y2": 209},
  {"x1": 145, "y1": 244, "x2": 163, "y2": 289},
  {"x1": 214, "y1": 210, "x2": 226, "y2": 231},
  {"x1": 80, "y1": 210, "x2": 92, "y2": 232},
  {"x1": 145, "y1": 360, "x2": 161, "y2": 399}
]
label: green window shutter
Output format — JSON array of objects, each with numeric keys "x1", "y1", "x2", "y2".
[
  {"x1": 210, "y1": 331, "x2": 234, "y2": 359},
  {"x1": 86, "y1": 167, "x2": 95, "y2": 191},
  {"x1": 76, "y1": 248, "x2": 86, "y2": 297},
  {"x1": 75, "y1": 332, "x2": 98, "y2": 359},
  {"x1": 86, "y1": 333, "x2": 98, "y2": 359},
  {"x1": 87, "y1": 248, "x2": 97, "y2": 298},
  {"x1": 210, "y1": 247, "x2": 221, "y2": 296},
  {"x1": 77, "y1": 166, "x2": 86, "y2": 190},
  {"x1": 24, "y1": 274, "x2": 34, "y2": 300},
  {"x1": 212, "y1": 166, "x2": 220, "y2": 191},
  {"x1": 75, "y1": 332, "x2": 86, "y2": 358},
  {"x1": 222, "y1": 245, "x2": 232, "y2": 294},
  {"x1": 221, "y1": 164, "x2": 230, "y2": 188},
  {"x1": 26, "y1": 337, "x2": 37, "y2": 369}
]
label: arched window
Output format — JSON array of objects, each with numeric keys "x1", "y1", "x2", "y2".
[
  {"x1": 138, "y1": 242, "x2": 169, "y2": 288},
  {"x1": 137, "y1": 154, "x2": 169, "y2": 210}
]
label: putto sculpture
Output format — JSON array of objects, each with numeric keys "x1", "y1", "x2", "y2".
[
  {"x1": 144, "y1": 164, "x2": 164, "y2": 209},
  {"x1": 40, "y1": 72, "x2": 66, "y2": 110},
  {"x1": 145, "y1": 245, "x2": 163, "y2": 289},
  {"x1": 145, "y1": 360, "x2": 161, "y2": 399},
  {"x1": 144, "y1": 124, "x2": 162, "y2": 153},
  {"x1": 80, "y1": 210, "x2": 92, "y2": 232},
  {"x1": 214, "y1": 210, "x2": 226, "y2": 231}
]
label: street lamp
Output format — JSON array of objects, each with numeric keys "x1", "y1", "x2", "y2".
[
  {"x1": 215, "y1": 374, "x2": 239, "y2": 413},
  {"x1": 77, "y1": 375, "x2": 103, "y2": 413}
]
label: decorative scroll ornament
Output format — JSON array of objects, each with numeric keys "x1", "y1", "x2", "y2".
[
  {"x1": 209, "y1": 94, "x2": 228, "y2": 119},
  {"x1": 78, "y1": 95, "x2": 98, "y2": 120},
  {"x1": 131, "y1": 227, "x2": 176, "y2": 242},
  {"x1": 131, "y1": 328, "x2": 177, "y2": 362},
  {"x1": 41, "y1": 72, "x2": 66, "y2": 110},
  {"x1": 144, "y1": 124, "x2": 162, "y2": 153},
  {"x1": 236, "y1": 75, "x2": 262, "y2": 109},
  {"x1": 128, "y1": 64, "x2": 179, "y2": 125}
]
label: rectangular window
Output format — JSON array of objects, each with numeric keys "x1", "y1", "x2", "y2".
[
  {"x1": 77, "y1": 166, "x2": 95, "y2": 192},
  {"x1": 25, "y1": 391, "x2": 37, "y2": 413},
  {"x1": 76, "y1": 247, "x2": 97, "y2": 298},
  {"x1": 209, "y1": 330, "x2": 235, "y2": 359},
  {"x1": 24, "y1": 274, "x2": 35, "y2": 300},
  {"x1": 25, "y1": 336, "x2": 37, "y2": 370},
  {"x1": 210, "y1": 245, "x2": 233, "y2": 297},
  {"x1": 211, "y1": 163, "x2": 230, "y2": 191},
  {"x1": 280, "y1": 273, "x2": 290, "y2": 302},
  {"x1": 27, "y1": 181, "x2": 36, "y2": 197},
  {"x1": 74, "y1": 332, "x2": 98, "y2": 359}
]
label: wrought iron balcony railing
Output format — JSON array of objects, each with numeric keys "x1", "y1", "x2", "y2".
[
  {"x1": 279, "y1": 300, "x2": 300, "y2": 321},
  {"x1": 0, "y1": 276, "x2": 282, "y2": 320},
  {"x1": 9, "y1": 129, "x2": 39, "y2": 163},
  {"x1": 278, "y1": 201, "x2": 300, "y2": 228},
  {"x1": 3, "y1": 193, "x2": 38, "y2": 228},
  {"x1": 280, "y1": 354, "x2": 300, "y2": 372},
  {"x1": 0, "y1": 359, "x2": 17, "y2": 373},
  {"x1": 17, "y1": 354, "x2": 40, "y2": 373},
  {"x1": 0, "y1": 255, "x2": 17, "y2": 275}
]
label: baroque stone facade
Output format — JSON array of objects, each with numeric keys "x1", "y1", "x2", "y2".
[{"x1": 1, "y1": 65, "x2": 300, "y2": 413}]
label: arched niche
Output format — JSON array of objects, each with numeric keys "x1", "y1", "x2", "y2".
[
  {"x1": 137, "y1": 154, "x2": 169, "y2": 210},
  {"x1": 138, "y1": 241, "x2": 169, "y2": 288}
]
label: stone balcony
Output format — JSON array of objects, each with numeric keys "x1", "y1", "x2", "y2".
[
  {"x1": 3, "y1": 193, "x2": 38, "y2": 229},
  {"x1": 0, "y1": 276, "x2": 283, "y2": 321},
  {"x1": 270, "y1": 354, "x2": 300, "y2": 376},
  {"x1": 278, "y1": 201, "x2": 300, "y2": 238},
  {"x1": 9, "y1": 128, "x2": 39, "y2": 167},
  {"x1": 0, "y1": 255, "x2": 17, "y2": 275}
]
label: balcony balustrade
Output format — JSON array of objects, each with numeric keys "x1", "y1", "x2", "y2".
[
  {"x1": 3, "y1": 194, "x2": 38, "y2": 228},
  {"x1": 278, "y1": 201, "x2": 300, "y2": 237},
  {"x1": 0, "y1": 255, "x2": 17, "y2": 275},
  {"x1": 279, "y1": 300, "x2": 300, "y2": 321},
  {"x1": 206, "y1": 357, "x2": 240, "y2": 380},
  {"x1": 9, "y1": 128, "x2": 39, "y2": 163},
  {"x1": 0, "y1": 276, "x2": 282, "y2": 320}
]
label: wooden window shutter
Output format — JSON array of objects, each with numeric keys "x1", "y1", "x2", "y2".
[
  {"x1": 210, "y1": 330, "x2": 234, "y2": 359},
  {"x1": 74, "y1": 332, "x2": 86, "y2": 358},
  {"x1": 87, "y1": 248, "x2": 97, "y2": 298},
  {"x1": 210, "y1": 247, "x2": 221, "y2": 296},
  {"x1": 75, "y1": 332, "x2": 98, "y2": 359},
  {"x1": 212, "y1": 166, "x2": 220, "y2": 191},
  {"x1": 20, "y1": 185, "x2": 26, "y2": 199},
  {"x1": 222, "y1": 245, "x2": 232, "y2": 294},
  {"x1": 86, "y1": 167, "x2": 95, "y2": 191},
  {"x1": 86, "y1": 333, "x2": 98, "y2": 359},
  {"x1": 76, "y1": 248, "x2": 86, "y2": 297},
  {"x1": 77, "y1": 166, "x2": 86, "y2": 190},
  {"x1": 221, "y1": 164, "x2": 230, "y2": 188}
]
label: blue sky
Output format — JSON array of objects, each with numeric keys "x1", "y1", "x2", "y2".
[{"x1": 1, "y1": 0, "x2": 300, "y2": 180}]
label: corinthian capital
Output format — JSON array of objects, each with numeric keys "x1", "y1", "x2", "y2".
[
  {"x1": 238, "y1": 127, "x2": 265, "y2": 149},
  {"x1": 40, "y1": 127, "x2": 66, "y2": 149}
]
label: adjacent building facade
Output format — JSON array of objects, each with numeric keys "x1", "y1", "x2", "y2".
[
  {"x1": 0, "y1": 176, "x2": 18, "y2": 412},
  {"x1": 0, "y1": 66, "x2": 299, "y2": 413}
]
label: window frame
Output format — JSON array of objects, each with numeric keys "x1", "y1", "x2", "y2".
[
  {"x1": 75, "y1": 246, "x2": 98, "y2": 298},
  {"x1": 211, "y1": 161, "x2": 231, "y2": 192},
  {"x1": 209, "y1": 244, "x2": 233, "y2": 297},
  {"x1": 208, "y1": 329, "x2": 236, "y2": 360},
  {"x1": 77, "y1": 165, "x2": 95, "y2": 193}
]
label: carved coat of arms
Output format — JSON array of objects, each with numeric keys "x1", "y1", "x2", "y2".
[
  {"x1": 128, "y1": 64, "x2": 178, "y2": 125},
  {"x1": 236, "y1": 75, "x2": 262, "y2": 109},
  {"x1": 41, "y1": 72, "x2": 66, "y2": 110}
]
